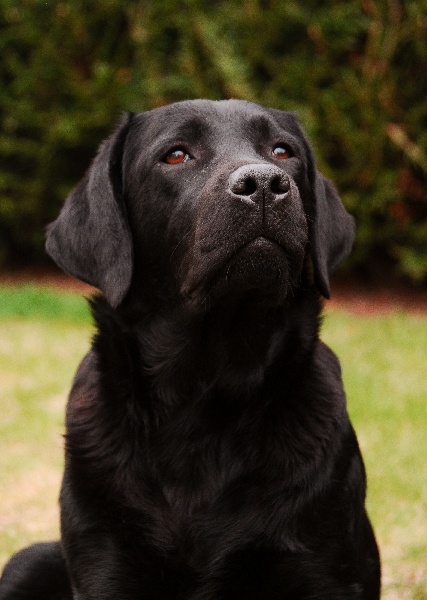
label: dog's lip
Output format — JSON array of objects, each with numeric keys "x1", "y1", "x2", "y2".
[
  {"x1": 200, "y1": 233, "x2": 281, "y2": 255},
  {"x1": 244, "y1": 235, "x2": 282, "y2": 249},
  {"x1": 231, "y1": 235, "x2": 286, "y2": 258}
]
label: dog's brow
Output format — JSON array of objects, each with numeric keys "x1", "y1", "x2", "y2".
[
  {"x1": 159, "y1": 117, "x2": 212, "y2": 143},
  {"x1": 246, "y1": 115, "x2": 276, "y2": 138}
]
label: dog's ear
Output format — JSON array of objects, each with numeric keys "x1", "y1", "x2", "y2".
[
  {"x1": 46, "y1": 113, "x2": 133, "y2": 307},
  {"x1": 267, "y1": 109, "x2": 355, "y2": 299},
  {"x1": 310, "y1": 171, "x2": 355, "y2": 299}
]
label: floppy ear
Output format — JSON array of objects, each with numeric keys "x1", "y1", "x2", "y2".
[
  {"x1": 46, "y1": 113, "x2": 133, "y2": 307},
  {"x1": 267, "y1": 108, "x2": 355, "y2": 299},
  {"x1": 310, "y1": 171, "x2": 355, "y2": 299}
]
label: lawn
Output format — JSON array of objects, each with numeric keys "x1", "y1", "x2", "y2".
[
  {"x1": 0, "y1": 285, "x2": 426, "y2": 599},
  {"x1": 322, "y1": 310, "x2": 427, "y2": 599}
]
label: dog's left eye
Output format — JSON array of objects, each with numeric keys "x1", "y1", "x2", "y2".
[
  {"x1": 272, "y1": 146, "x2": 292, "y2": 160},
  {"x1": 164, "y1": 148, "x2": 191, "y2": 165}
]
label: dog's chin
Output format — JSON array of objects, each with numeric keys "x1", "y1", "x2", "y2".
[{"x1": 185, "y1": 238, "x2": 292, "y2": 310}]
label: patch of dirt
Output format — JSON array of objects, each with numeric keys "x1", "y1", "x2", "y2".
[
  {"x1": 0, "y1": 267, "x2": 95, "y2": 294},
  {"x1": 328, "y1": 286, "x2": 427, "y2": 316},
  {"x1": 328, "y1": 274, "x2": 427, "y2": 316},
  {"x1": 1, "y1": 268, "x2": 426, "y2": 315}
]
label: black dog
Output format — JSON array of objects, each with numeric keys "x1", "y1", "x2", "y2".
[{"x1": 0, "y1": 100, "x2": 380, "y2": 599}]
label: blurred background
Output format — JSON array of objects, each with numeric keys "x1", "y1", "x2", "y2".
[
  {"x1": 1, "y1": 2, "x2": 427, "y2": 599},
  {"x1": 0, "y1": 0, "x2": 426, "y2": 283}
]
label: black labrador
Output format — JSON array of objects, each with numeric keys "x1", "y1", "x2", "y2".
[{"x1": 0, "y1": 100, "x2": 380, "y2": 599}]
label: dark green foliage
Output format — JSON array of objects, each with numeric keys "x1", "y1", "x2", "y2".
[{"x1": 1, "y1": 0, "x2": 426, "y2": 280}]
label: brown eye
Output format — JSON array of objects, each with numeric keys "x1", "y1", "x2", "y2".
[
  {"x1": 164, "y1": 148, "x2": 190, "y2": 165},
  {"x1": 272, "y1": 146, "x2": 292, "y2": 160}
]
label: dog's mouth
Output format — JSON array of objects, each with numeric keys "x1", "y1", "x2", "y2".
[
  {"x1": 181, "y1": 235, "x2": 291, "y2": 306},
  {"x1": 217, "y1": 235, "x2": 289, "y2": 288},
  {"x1": 227, "y1": 235, "x2": 287, "y2": 275}
]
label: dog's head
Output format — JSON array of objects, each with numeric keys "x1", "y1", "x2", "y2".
[{"x1": 46, "y1": 100, "x2": 354, "y2": 309}]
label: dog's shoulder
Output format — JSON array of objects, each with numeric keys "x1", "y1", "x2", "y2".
[
  {"x1": 67, "y1": 351, "x2": 99, "y2": 418},
  {"x1": 313, "y1": 339, "x2": 345, "y2": 383}
]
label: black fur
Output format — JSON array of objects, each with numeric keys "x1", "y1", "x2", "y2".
[{"x1": 0, "y1": 100, "x2": 380, "y2": 599}]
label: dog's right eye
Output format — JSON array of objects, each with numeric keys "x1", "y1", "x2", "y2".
[{"x1": 163, "y1": 148, "x2": 191, "y2": 165}]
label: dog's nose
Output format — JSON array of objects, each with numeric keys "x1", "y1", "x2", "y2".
[{"x1": 228, "y1": 164, "x2": 290, "y2": 203}]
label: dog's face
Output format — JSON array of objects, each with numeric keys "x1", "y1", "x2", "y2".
[
  {"x1": 124, "y1": 100, "x2": 311, "y2": 308},
  {"x1": 46, "y1": 100, "x2": 355, "y2": 309}
]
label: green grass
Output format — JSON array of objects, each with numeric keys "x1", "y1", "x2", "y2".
[
  {"x1": 0, "y1": 285, "x2": 93, "y2": 322},
  {"x1": 0, "y1": 285, "x2": 426, "y2": 598},
  {"x1": 322, "y1": 310, "x2": 427, "y2": 599},
  {"x1": 0, "y1": 286, "x2": 92, "y2": 564}
]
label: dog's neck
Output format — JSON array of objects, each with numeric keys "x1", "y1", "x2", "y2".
[{"x1": 92, "y1": 286, "x2": 322, "y2": 408}]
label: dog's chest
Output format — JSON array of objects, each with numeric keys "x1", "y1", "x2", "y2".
[
  {"x1": 120, "y1": 424, "x2": 298, "y2": 568},
  {"x1": 134, "y1": 474, "x2": 280, "y2": 570}
]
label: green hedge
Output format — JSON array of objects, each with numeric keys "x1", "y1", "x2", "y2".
[{"x1": 1, "y1": 0, "x2": 426, "y2": 280}]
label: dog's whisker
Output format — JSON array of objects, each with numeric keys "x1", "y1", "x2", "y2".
[{"x1": 169, "y1": 230, "x2": 193, "y2": 261}]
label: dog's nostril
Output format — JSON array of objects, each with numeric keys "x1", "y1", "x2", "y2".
[
  {"x1": 271, "y1": 175, "x2": 290, "y2": 195},
  {"x1": 231, "y1": 176, "x2": 257, "y2": 196},
  {"x1": 241, "y1": 177, "x2": 257, "y2": 196}
]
